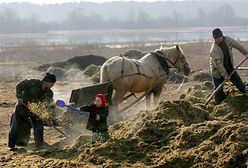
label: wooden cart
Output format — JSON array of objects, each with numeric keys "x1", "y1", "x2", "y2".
[{"x1": 68, "y1": 82, "x2": 112, "y2": 108}]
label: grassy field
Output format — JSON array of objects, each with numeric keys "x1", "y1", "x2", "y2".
[{"x1": 1, "y1": 40, "x2": 248, "y2": 73}]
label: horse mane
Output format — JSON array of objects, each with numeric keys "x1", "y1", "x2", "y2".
[{"x1": 159, "y1": 45, "x2": 184, "y2": 57}]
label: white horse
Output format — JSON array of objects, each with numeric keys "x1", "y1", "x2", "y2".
[{"x1": 100, "y1": 45, "x2": 190, "y2": 111}]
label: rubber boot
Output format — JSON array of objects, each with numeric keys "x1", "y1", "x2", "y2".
[
  {"x1": 92, "y1": 132, "x2": 98, "y2": 143},
  {"x1": 100, "y1": 131, "x2": 109, "y2": 142}
]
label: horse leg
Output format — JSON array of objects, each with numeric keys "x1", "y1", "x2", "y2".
[
  {"x1": 145, "y1": 92, "x2": 152, "y2": 111},
  {"x1": 153, "y1": 86, "x2": 163, "y2": 108},
  {"x1": 109, "y1": 90, "x2": 127, "y2": 124},
  {"x1": 111, "y1": 90, "x2": 127, "y2": 110},
  {"x1": 146, "y1": 85, "x2": 162, "y2": 111}
]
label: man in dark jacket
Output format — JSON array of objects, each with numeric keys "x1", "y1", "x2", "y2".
[
  {"x1": 80, "y1": 94, "x2": 109, "y2": 143},
  {"x1": 209, "y1": 28, "x2": 248, "y2": 104},
  {"x1": 8, "y1": 72, "x2": 56, "y2": 151}
]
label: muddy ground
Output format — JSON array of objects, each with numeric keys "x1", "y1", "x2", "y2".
[{"x1": 0, "y1": 41, "x2": 248, "y2": 167}]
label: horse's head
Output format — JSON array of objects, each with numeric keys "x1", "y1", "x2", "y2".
[{"x1": 158, "y1": 45, "x2": 191, "y2": 76}]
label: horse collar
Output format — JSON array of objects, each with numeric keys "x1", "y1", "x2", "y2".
[
  {"x1": 151, "y1": 52, "x2": 171, "y2": 74},
  {"x1": 152, "y1": 51, "x2": 178, "y2": 68}
]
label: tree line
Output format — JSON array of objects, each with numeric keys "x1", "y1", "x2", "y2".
[{"x1": 0, "y1": 3, "x2": 248, "y2": 34}]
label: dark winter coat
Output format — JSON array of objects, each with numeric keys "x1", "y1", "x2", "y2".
[
  {"x1": 16, "y1": 79, "x2": 53, "y2": 104},
  {"x1": 16, "y1": 79, "x2": 53, "y2": 116},
  {"x1": 8, "y1": 79, "x2": 54, "y2": 148},
  {"x1": 80, "y1": 104, "x2": 109, "y2": 132}
]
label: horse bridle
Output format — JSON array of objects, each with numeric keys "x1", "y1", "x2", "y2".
[
  {"x1": 157, "y1": 50, "x2": 178, "y2": 67},
  {"x1": 153, "y1": 49, "x2": 189, "y2": 69}
]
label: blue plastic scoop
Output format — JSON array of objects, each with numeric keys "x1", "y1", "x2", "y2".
[{"x1": 56, "y1": 99, "x2": 84, "y2": 115}]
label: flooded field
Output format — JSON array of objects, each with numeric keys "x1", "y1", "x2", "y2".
[{"x1": 1, "y1": 26, "x2": 248, "y2": 45}]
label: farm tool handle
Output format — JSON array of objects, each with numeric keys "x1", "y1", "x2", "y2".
[
  {"x1": 21, "y1": 102, "x2": 73, "y2": 141},
  {"x1": 65, "y1": 105, "x2": 84, "y2": 115},
  {"x1": 119, "y1": 77, "x2": 167, "y2": 113},
  {"x1": 48, "y1": 123, "x2": 73, "y2": 141},
  {"x1": 56, "y1": 100, "x2": 84, "y2": 115},
  {"x1": 119, "y1": 91, "x2": 147, "y2": 113},
  {"x1": 205, "y1": 57, "x2": 248, "y2": 106}
]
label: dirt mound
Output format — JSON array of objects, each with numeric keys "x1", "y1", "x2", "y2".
[
  {"x1": 83, "y1": 65, "x2": 101, "y2": 83},
  {"x1": 190, "y1": 70, "x2": 212, "y2": 81},
  {"x1": 45, "y1": 66, "x2": 93, "y2": 82},
  {"x1": 211, "y1": 82, "x2": 248, "y2": 123},
  {"x1": 71, "y1": 97, "x2": 247, "y2": 168},
  {"x1": 35, "y1": 55, "x2": 106, "y2": 71},
  {"x1": 83, "y1": 64, "x2": 100, "y2": 77},
  {"x1": 110, "y1": 100, "x2": 211, "y2": 140},
  {"x1": 2, "y1": 77, "x2": 248, "y2": 167},
  {"x1": 90, "y1": 73, "x2": 100, "y2": 83},
  {"x1": 67, "y1": 100, "x2": 211, "y2": 167},
  {"x1": 66, "y1": 55, "x2": 106, "y2": 70},
  {"x1": 3, "y1": 97, "x2": 248, "y2": 167},
  {"x1": 69, "y1": 94, "x2": 248, "y2": 167},
  {"x1": 64, "y1": 69, "x2": 92, "y2": 83},
  {"x1": 162, "y1": 121, "x2": 248, "y2": 168},
  {"x1": 180, "y1": 81, "x2": 213, "y2": 104},
  {"x1": 46, "y1": 66, "x2": 66, "y2": 81},
  {"x1": 122, "y1": 49, "x2": 145, "y2": 59}
]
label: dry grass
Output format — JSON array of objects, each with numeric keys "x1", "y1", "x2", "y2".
[
  {"x1": 27, "y1": 102, "x2": 55, "y2": 121},
  {"x1": 2, "y1": 40, "x2": 247, "y2": 72},
  {"x1": 0, "y1": 40, "x2": 212, "y2": 69}
]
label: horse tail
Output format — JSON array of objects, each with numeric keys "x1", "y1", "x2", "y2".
[{"x1": 100, "y1": 62, "x2": 110, "y2": 83}]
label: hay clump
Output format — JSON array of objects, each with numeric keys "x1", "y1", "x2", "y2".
[
  {"x1": 210, "y1": 81, "x2": 248, "y2": 122},
  {"x1": 109, "y1": 100, "x2": 211, "y2": 142},
  {"x1": 212, "y1": 94, "x2": 248, "y2": 123},
  {"x1": 27, "y1": 101, "x2": 61, "y2": 125},
  {"x1": 151, "y1": 121, "x2": 248, "y2": 168},
  {"x1": 72, "y1": 100, "x2": 213, "y2": 167}
]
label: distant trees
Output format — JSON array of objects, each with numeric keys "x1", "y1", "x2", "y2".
[
  {"x1": 0, "y1": 8, "x2": 49, "y2": 33},
  {"x1": 0, "y1": 3, "x2": 248, "y2": 33},
  {"x1": 0, "y1": 8, "x2": 19, "y2": 33},
  {"x1": 63, "y1": 8, "x2": 105, "y2": 30},
  {"x1": 65, "y1": 8, "x2": 86, "y2": 29}
]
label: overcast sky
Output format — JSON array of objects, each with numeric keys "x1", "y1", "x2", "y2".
[{"x1": 0, "y1": 0, "x2": 174, "y2": 4}]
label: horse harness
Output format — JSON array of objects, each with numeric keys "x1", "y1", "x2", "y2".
[
  {"x1": 118, "y1": 54, "x2": 159, "y2": 100},
  {"x1": 119, "y1": 54, "x2": 152, "y2": 79},
  {"x1": 150, "y1": 50, "x2": 181, "y2": 74},
  {"x1": 119, "y1": 50, "x2": 181, "y2": 80},
  {"x1": 113, "y1": 52, "x2": 177, "y2": 99}
]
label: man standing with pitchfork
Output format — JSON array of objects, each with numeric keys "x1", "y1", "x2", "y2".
[
  {"x1": 8, "y1": 72, "x2": 57, "y2": 151},
  {"x1": 209, "y1": 28, "x2": 248, "y2": 105}
]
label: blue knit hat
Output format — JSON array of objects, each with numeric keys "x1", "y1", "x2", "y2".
[{"x1": 42, "y1": 72, "x2": 56, "y2": 83}]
